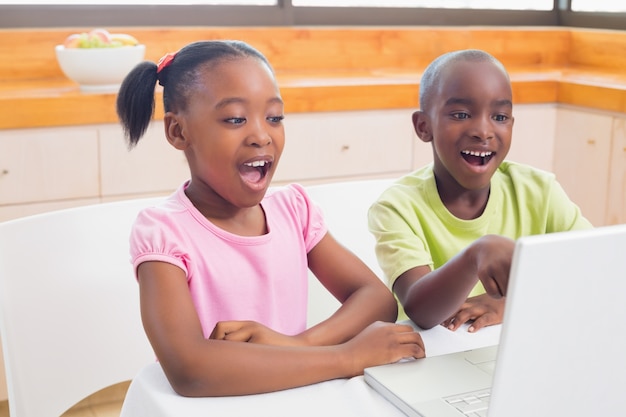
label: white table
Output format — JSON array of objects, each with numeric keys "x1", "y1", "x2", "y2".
[{"x1": 120, "y1": 323, "x2": 501, "y2": 417}]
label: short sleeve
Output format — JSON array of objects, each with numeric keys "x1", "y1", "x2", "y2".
[
  {"x1": 545, "y1": 179, "x2": 594, "y2": 231},
  {"x1": 281, "y1": 183, "x2": 328, "y2": 253},
  {"x1": 129, "y1": 208, "x2": 191, "y2": 279},
  {"x1": 368, "y1": 191, "x2": 433, "y2": 289}
]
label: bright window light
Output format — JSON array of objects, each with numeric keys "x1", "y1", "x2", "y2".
[
  {"x1": 292, "y1": 0, "x2": 553, "y2": 10},
  {"x1": 571, "y1": 0, "x2": 626, "y2": 12}
]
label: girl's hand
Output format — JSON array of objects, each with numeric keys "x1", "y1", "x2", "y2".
[
  {"x1": 209, "y1": 320, "x2": 305, "y2": 347},
  {"x1": 441, "y1": 293, "x2": 506, "y2": 332},
  {"x1": 341, "y1": 321, "x2": 425, "y2": 375}
]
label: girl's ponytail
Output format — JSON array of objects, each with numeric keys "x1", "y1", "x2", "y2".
[{"x1": 116, "y1": 61, "x2": 159, "y2": 148}]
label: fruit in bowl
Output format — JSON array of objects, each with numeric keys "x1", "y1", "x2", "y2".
[
  {"x1": 63, "y1": 28, "x2": 140, "y2": 49},
  {"x1": 56, "y1": 28, "x2": 145, "y2": 92}
]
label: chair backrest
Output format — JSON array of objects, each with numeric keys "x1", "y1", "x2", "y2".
[
  {"x1": 0, "y1": 197, "x2": 163, "y2": 417},
  {"x1": 304, "y1": 178, "x2": 395, "y2": 326}
]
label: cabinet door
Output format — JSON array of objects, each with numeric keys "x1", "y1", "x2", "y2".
[
  {"x1": 553, "y1": 108, "x2": 613, "y2": 227},
  {"x1": 606, "y1": 117, "x2": 626, "y2": 225},
  {"x1": 0, "y1": 127, "x2": 99, "y2": 205},
  {"x1": 277, "y1": 109, "x2": 415, "y2": 183},
  {"x1": 98, "y1": 122, "x2": 190, "y2": 197},
  {"x1": 508, "y1": 104, "x2": 557, "y2": 172}
]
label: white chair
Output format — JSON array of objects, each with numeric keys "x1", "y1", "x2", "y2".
[
  {"x1": 0, "y1": 197, "x2": 163, "y2": 417},
  {"x1": 304, "y1": 178, "x2": 395, "y2": 327},
  {"x1": 0, "y1": 178, "x2": 394, "y2": 416}
]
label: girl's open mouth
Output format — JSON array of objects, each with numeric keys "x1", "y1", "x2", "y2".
[
  {"x1": 240, "y1": 159, "x2": 271, "y2": 184},
  {"x1": 461, "y1": 150, "x2": 494, "y2": 166}
]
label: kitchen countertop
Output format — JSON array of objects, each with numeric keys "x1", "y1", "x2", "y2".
[{"x1": 2, "y1": 26, "x2": 626, "y2": 130}]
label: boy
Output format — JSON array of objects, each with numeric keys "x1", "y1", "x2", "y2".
[{"x1": 368, "y1": 49, "x2": 592, "y2": 332}]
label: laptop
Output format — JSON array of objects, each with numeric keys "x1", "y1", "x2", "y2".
[{"x1": 365, "y1": 224, "x2": 626, "y2": 417}]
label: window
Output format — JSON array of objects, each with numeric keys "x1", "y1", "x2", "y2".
[
  {"x1": 571, "y1": 0, "x2": 626, "y2": 12},
  {"x1": 0, "y1": 0, "x2": 623, "y2": 30},
  {"x1": 292, "y1": 0, "x2": 552, "y2": 10}
]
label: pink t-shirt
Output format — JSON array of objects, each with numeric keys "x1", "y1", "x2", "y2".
[{"x1": 130, "y1": 182, "x2": 327, "y2": 338}]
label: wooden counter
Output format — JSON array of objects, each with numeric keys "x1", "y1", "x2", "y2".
[{"x1": 1, "y1": 26, "x2": 626, "y2": 130}]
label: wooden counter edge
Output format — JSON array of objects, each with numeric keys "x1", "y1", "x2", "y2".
[{"x1": 0, "y1": 76, "x2": 623, "y2": 130}]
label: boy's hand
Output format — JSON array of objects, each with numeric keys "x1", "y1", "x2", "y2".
[
  {"x1": 441, "y1": 293, "x2": 506, "y2": 332},
  {"x1": 471, "y1": 235, "x2": 515, "y2": 298}
]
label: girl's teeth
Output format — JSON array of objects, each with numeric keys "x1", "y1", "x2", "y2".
[{"x1": 244, "y1": 160, "x2": 267, "y2": 167}]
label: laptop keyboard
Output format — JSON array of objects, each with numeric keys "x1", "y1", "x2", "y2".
[{"x1": 443, "y1": 388, "x2": 491, "y2": 416}]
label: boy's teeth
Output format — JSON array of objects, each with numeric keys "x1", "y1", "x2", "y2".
[{"x1": 462, "y1": 150, "x2": 493, "y2": 157}]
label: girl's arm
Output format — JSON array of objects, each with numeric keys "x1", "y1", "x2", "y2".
[
  {"x1": 138, "y1": 260, "x2": 423, "y2": 397},
  {"x1": 299, "y1": 232, "x2": 399, "y2": 346}
]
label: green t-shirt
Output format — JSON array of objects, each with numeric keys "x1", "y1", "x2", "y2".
[{"x1": 368, "y1": 161, "x2": 593, "y2": 321}]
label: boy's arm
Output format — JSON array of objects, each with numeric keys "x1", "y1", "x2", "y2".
[{"x1": 394, "y1": 235, "x2": 513, "y2": 330}]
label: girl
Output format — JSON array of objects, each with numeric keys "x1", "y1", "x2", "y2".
[{"x1": 116, "y1": 40, "x2": 424, "y2": 397}]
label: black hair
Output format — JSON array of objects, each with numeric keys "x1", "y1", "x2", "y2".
[
  {"x1": 116, "y1": 40, "x2": 272, "y2": 148},
  {"x1": 419, "y1": 49, "x2": 509, "y2": 112}
]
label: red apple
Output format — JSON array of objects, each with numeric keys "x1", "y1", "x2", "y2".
[
  {"x1": 87, "y1": 28, "x2": 112, "y2": 47},
  {"x1": 63, "y1": 33, "x2": 83, "y2": 48}
]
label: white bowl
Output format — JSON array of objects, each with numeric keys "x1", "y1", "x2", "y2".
[{"x1": 55, "y1": 44, "x2": 146, "y2": 92}]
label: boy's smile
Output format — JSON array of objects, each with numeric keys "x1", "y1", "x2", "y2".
[{"x1": 460, "y1": 150, "x2": 494, "y2": 166}]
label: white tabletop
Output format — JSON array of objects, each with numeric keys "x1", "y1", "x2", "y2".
[{"x1": 120, "y1": 323, "x2": 501, "y2": 417}]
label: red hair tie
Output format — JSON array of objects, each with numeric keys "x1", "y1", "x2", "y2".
[{"x1": 157, "y1": 51, "x2": 177, "y2": 73}]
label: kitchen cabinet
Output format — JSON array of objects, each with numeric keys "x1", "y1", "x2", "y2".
[
  {"x1": 278, "y1": 109, "x2": 416, "y2": 183},
  {"x1": 5, "y1": 104, "x2": 621, "y2": 226},
  {"x1": 99, "y1": 123, "x2": 189, "y2": 197},
  {"x1": 0, "y1": 109, "x2": 418, "y2": 222},
  {"x1": 552, "y1": 107, "x2": 623, "y2": 227},
  {"x1": 606, "y1": 117, "x2": 626, "y2": 225},
  {"x1": 0, "y1": 126, "x2": 100, "y2": 205}
]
